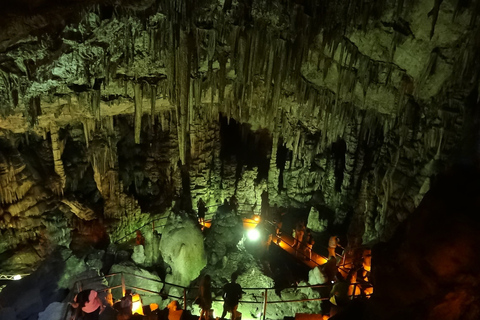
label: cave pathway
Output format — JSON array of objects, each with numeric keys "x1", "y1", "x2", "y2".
[{"x1": 271, "y1": 232, "x2": 329, "y2": 269}]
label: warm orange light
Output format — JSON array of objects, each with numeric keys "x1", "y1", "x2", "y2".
[
  {"x1": 150, "y1": 303, "x2": 158, "y2": 312},
  {"x1": 364, "y1": 287, "x2": 373, "y2": 297},
  {"x1": 131, "y1": 293, "x2": 144, "y2": 315},
  {"x1": 253, "y1": 215, "x2": 260, "y2": 222}
]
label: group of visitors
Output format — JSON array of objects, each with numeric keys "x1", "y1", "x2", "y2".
[
  {"x1": 70, "y1": 273, "x2": 243, "y2": 320},
  {"x1": 292, "y1": 221, "x2": 315, "y2": 260}
]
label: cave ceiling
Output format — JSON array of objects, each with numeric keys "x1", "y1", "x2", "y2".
[{"x1": 0, "y1": 0, "x2": 479, "y2": 260}]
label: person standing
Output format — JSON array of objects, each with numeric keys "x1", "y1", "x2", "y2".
[
  {"x1": 295, "y1": 222, "x2": 306, "y2": 255},
  {"x1": 70, "y1": 289, "x2": 105, "y2": 320},
  {"x1": 120, "y1": 289, "x2": 133, "y2": 318},
  {"x1": 198, "y1": 275, "x2": 212, "y2": 320},
  {"x1": 305, "y1": 231, "x2": 315, "y2": 260},
  {"x1": 292, "y1": 228, "x2": 297, "y2": 247},
  {"x1": 221, "y1": 274, "x2": 243, "y2": 320},
  {"x1": 197, "y1": 198, "x2": 207, "y2": 229},
  {"x1": 328, "y1": 235, "x2": 340, "y2": 258}
]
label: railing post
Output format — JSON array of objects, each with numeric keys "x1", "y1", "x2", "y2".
[
  {"x1": 263, "y1": 289, "x2": 268, "y2": 320},
  {"x1": 183, "y1": 288, "x2": 187, "y2": 311},
  {"x1": 121, "y1": 272, "x2": 126, "y2": 297}
]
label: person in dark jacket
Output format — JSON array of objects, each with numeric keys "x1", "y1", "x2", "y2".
[
  {"x1": 70, "y1": 289, "x2": 105, "y2": 320},
  {"x1": 221, "y1": 274, "x2": 243, "y2": 320}
]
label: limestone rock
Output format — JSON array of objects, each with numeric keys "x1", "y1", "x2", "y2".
[
  {"x1": 131, "y1": 244, "x2": 146, "y2": 265},
  {"x1": 307, "y1": 207, "x2": 327, "y2": 233},
  {"x1": 109, "y1": 262, "x2": 164, "y2": 300},
  {"x1": 159, "y1": 215, "x2": 206, "y2": 287},
  {"x1": 308, "y1": 266, "x2": 327, "y2": 285},
  {"x1": 205, "y1": 208, "x2": 244, "y2": 266},
  {"x1": 38, "y1": 302, "x2": 65, "y2": 320}
]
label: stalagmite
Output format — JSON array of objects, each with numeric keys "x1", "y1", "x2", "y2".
[{"x1": 0, "y1": 0, "x2": 477, "y2": 271}]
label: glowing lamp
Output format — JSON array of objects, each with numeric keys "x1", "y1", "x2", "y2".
[
  {"x1": 247, "y1": 229, "x2": 260, "y2": 241},
  {"x1": 253, "y1": 215, "x2": 260, "y2": 222},
  {"x1": 13, "y1": 275, "x2": 22, "y2": 280},
  {"x1": 131, "y1": 293, "x2": 144, "y2": 315}
]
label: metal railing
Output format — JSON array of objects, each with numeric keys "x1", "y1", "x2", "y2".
[
  {"x1": 113, "y1": 202, "x2": 258, "y2": 244},
  {"x1": 65, "y1": 272, "x2": 372, "y2": 320},
  {"x1": 0, "y1": 274, "x2": 29, "y2": 280}
]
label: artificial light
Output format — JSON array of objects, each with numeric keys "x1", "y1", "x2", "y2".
[{"x1": 247, "y1": 229, "x2": 260, "y2": 241}]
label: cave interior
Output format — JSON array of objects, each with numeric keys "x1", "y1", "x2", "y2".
[{"x1": 1, "y1": 0, "x2": 480, "y2": 319}]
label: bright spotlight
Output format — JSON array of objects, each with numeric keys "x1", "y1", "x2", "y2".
[
  {"x1": 13, "y1": 275, "x2": 22, "y2": 280},
  {"x1": 247, "y1": 229, "x2": 260, "y2": 241}
]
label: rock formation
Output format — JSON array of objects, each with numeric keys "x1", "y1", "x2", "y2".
[{"x1": 0, "y1": 0, "x2": 479, "y2": 311}]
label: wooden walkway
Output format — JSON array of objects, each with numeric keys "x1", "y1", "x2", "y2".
[{"x1": 271, "y1": 233, "x2": 329, "y2": 268}]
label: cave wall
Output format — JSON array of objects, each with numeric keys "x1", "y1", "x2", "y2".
[{"x1": 1, "y1": 0, "x2": 479, "y2": 258}]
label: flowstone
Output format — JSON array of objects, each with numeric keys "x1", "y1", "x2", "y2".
[
  {"x1": 307, "y1": 207, "x2": 328, "y2": 233},
  {"x1": 159, "y1": 214, "x2": 207, "y2": 287},
  {"x1": 131, "y1": 244, "x2": 146, "y2": 265}
]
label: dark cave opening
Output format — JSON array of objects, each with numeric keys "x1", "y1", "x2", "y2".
[
  {"x1": 15, "y1": 132, "x2": 56, "y2": 185},
  {"x1": 332, "y1": 138, "x2": 347, "y2": 192},
  {"x1": 116, "y1": 115, "x2": 175, "y2": 213},
  {"x1": 219, "y1": 114, "x2": 272, "y2": 183},
  {"x1": 276, "y1": 138, "x2": 291, "y2": 191},
  {"x1": 61, "y1": 127, "x2": 104, "y2": 212}
]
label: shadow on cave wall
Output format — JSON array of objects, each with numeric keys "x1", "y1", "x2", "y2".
[
  {"x1": 0, "y1": 248, "x2": 68, "y2": 320},
  {"x1": 219, "y1": 114, "x2": 272, "y2": 184},
  {"x1": 116, "y1": 115, "x2": 177, "y2": 213}
]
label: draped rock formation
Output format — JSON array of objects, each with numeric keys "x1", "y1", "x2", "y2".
[{"x1": 0, "y1": 0, "x2": 479, "y2": 260}]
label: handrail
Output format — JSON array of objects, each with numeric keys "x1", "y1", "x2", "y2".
[
  {"x1": 65, "y1": 271, "x2": 372, "y2": 320},
  {"x1": 68, "y1": 272, "x2": 371, "y2": 312},
  {"x1": 114, "y1": 201, "x2": 267, "y2": 245},
  {"x1": 114, "y1": 216, "x2": 169, "y2": 244}
]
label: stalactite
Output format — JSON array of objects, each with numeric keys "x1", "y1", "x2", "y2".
[
  {"x1": 134, "y1": 82, "x2": 143, "y2": 144},
  {"x1": 50, "y1": 125, "x2": 66, "y2": 194},
  {"x1": 28, "y1": 97, "x2": 41, "y2": 127},
  {"x1": 82, "y1": 118, "x2": 96, "y2": 147},
  {"x1": 176, "y1": 30, "x2": 191, "y2": 164},
  {"x1": 150, "y1": 84, "x2": 157, "y2": 127},
  {"x1": 91, "y1": 89, "x2": 101, "y2": 120}
]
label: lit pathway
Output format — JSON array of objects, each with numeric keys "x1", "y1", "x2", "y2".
[
  {"x1": 271, "y1": 233, "x2": 328, "y2": 268},
  {"x1": 205, "y1": 215, "x2": 349, "y2": 273}
]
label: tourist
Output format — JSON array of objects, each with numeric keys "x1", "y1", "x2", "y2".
[
  {"x1": 70, "y1": 289, "x2": 105, "y2": 320},
  {"x1": 328, "y1": 235, "x2": 340, "y2": 258},
  {"x1": 322, "y1": 256, "x2": 338, "y2": 283},
  {"x1": 295, "y1": 222, "x2": 305, "y2": 254},
  {"x1": 135, "y1": 230, "x2": 145, "y2": 246},
  {"x1": 197, "y1": 198, "x2": 207, "y2": 228},
  {"x1": 198, "y1": 275, "x2": 212, "y2": 320},
  {"x1": 305, "y1": 231, "x2": 315, "y2": 260},
  {"x1": 221, "y1": 273, "x2": 243, "y2": 320},
  {"x1": 119, "y1": 289, "x2": 133, "y2": 317}
]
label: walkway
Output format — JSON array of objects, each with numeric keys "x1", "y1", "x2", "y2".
[{"x1": 272, "y1": 233, "x2": 328, "y2": 268}]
